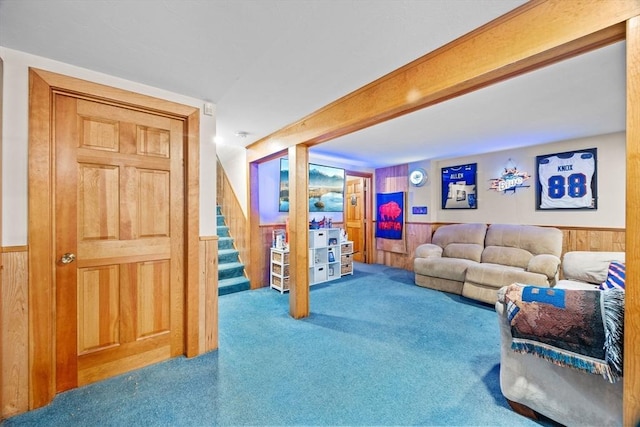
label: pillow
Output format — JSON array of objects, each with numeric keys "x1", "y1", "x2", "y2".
[{"x1": 599, "y1": 261, "x2": 626, "y2": 291}]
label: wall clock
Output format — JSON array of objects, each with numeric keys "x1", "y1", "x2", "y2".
[{"x1": 409, "y1": 167, "x2": 428, "y2": 187}]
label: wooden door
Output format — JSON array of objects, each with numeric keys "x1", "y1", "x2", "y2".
[
  {"x1": 346, "y1": 176, "x2": 366, "y2": 262},
  {"x1": 54, "y1": 95, "x2": 184, "y2": 391}
]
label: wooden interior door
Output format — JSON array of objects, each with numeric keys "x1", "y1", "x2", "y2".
[
  {"x1": 54, "y1": 95, "x2": 184, "y2": 391},
  {"x1": 346, "y1": 176, "x2": 366, "y2": 262}
]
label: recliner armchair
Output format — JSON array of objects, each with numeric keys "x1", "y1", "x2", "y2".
[{"x1": 496, "y1": 251, "x2": 625, "y2": 426}]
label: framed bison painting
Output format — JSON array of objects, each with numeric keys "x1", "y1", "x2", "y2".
[
  {"x1": 441, "y1": 163, "x2": 477, "y2": 209},
  {"x1": 375, "y1": 191, "x2": 404, "y2": 240}
]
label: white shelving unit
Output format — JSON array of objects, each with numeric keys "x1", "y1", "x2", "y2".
[
  {"x1": 269, "y1": 228, "x2": 354, "y2": 292},
  {"x1": 270, "y1": 248, "x2": 289, "y2": 293},
  {"x1": 309, "y1": 228, "x2": 342, "y2": 285},
  {"x1": 340, "y1": 241, "x2": 354, "y2": 276}
]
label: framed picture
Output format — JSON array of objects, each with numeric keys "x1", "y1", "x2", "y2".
[
  {"x1": 375, "y1": 191, "x2": 404, "y2": 240},
  {"x1": 441, "y1": 163, "x2": 477, "y2": 209},
  {"x1": 536, "y1": 148, "x2": 597, "y2": 210},
  {"x1": 328, "y1": 251, "x2": 335, "y2": 262},
  {"x1": 278, "y1": 159, "x2": 345, "y2": 212}
]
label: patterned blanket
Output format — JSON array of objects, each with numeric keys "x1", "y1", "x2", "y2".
[{"x1": 503, "y1": 284, "x2": 624, "y2": 383}]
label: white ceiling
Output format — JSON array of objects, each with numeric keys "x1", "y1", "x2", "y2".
[{"x1": 0, "y1": 0, "x2": 626, "y2": 168}]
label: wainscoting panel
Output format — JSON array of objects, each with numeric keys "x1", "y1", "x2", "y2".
[
  {"x1": 561, "y1": 228, "x2": 626, "y2": 254},
  {"x1": 375, "y1": 224, "x2": 626, "y2": 272},
  {"x1": 198, "y1": 237, "x2": 218, "y2": 353},
  {"x1": 1, "y1": 248, "x2": 29, "y2": 418}
]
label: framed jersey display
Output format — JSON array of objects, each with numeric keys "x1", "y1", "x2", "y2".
[
  {"x1": 536, "y1": 148, "x2": 597, "y2": 210},
  {"x1": 441, "y1": 163, "x2": 477, "y2": 209}
]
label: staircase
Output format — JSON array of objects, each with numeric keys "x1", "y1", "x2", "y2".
[{"x1": 217, "y1": 206, "x2": 250, "y2": 296}]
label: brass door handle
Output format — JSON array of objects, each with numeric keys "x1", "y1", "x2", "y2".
[{"x1": 60, "y1": 253, "x2": 76, "y2": 264}]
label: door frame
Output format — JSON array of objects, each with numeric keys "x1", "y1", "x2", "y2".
[
  {"x1": 28, "y1": 68, "x2": 201, "y2": 409},
  {"x1": 345, "y1": 170, "x2": 372, "y2": 264}
]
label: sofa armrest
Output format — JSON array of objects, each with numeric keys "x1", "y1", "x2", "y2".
[
  {"x1": 527, "y1": 254, "x2": 561, "y2": 279},
  {"x1": 415, "y1": 243, "x2": 443, "y2": 258}
]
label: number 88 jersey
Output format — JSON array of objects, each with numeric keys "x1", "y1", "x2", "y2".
[{"x1": 538, "y1": 152, "x2": 595, "y2": 209}]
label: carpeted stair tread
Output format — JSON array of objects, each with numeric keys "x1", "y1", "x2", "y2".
[
  {"x1": 218, "y1": 236, "x2": 234, "y2": 250},
  {"x1": 218, "y1": 262, "x2": 245, "y2": 280},
  {"x1": 218, "y1": 276, "x2": 250, "y2": 296},
  {"x1": 218, "y1": 248, "x2": 240, "y2": 264},
  {"x1": 216, "y1": 206, "x2": 248, "y2": 296}
]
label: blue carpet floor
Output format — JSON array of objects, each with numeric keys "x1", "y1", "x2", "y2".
[{"x1": 3, "y1": 262, "x2": 552, "y2": 426}]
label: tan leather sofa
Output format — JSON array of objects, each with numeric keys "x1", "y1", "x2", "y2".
[
  {"x1": 496, "y1": 251, "x2": 625, "y2": 426},
  {"x1": 414, "y1": 223, "x2": 562, "y2": 304}
]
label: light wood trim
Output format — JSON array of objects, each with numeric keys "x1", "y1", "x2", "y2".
[
  {"x1": 28, "y1": 69, "x2": 56, "y2": 409},
  {"x1": 1, "y1": 250, "x2": 28, "y2": 418},
  {"x1": 626, "y1": 15, "x2": 640, "y2": 425},
  {"x1": 1, "y1": 246, "x2": 28, "y2": 253},
  {"x1": 246, "y1": 1, "x2": 635, "y2": 162},
  {"x1": 248, "y1": 161, "x2": 261, "y2": 290},
  {"x1": 199, "y1": 237, "x2": 218, "y2": 353},
  {"x1": 184, "y1": 108, "x2": 200, "y2": 358},
  {"x1": 288, "y1": 145, "x2": 309, "y2": 319},
  {"x1": 345, "y1": 170, "x2": 374, "y2": 264},
  {"x1": 27, "y1": 68, "x2": 201, "y2": 410},
  {"x1": 28, "y1": 68, "x2": 198, "y2": 118}
]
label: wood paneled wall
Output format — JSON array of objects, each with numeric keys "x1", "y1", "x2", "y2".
[
  {"x1": 374, "y1": 164, "x2": 408, "y2": 254},
  {"x1": 198, "y1": 237, "x2": 218, "y2": 353},
  {"x1": 0, "y1": 237, "x2": 219, "y2": 419},
  {"x1": 216, "y1": 159, "x2": 249, "y2": 285},
  {"x1": 373, "y1": 222, "x2": 626, "y2": 272},
  {"x1": 1, "y1": 248, "x2": 29, "y2": 418}
]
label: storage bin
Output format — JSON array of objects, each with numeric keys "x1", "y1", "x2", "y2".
[{"x1": 341, "y1": 242, "x2": 354, "y2": 254}]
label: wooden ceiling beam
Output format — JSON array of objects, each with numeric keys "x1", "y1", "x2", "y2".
[{"x1": 246, "y1": 0, "x2": 636, "y2": 163}]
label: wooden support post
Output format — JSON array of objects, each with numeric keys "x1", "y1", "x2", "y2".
[
  {"x1": 288, "y1": 145, "x2": 310, "y2": 319},
  {"x1": 625, "y1": 15, "x2": 640, "y2": 427}
]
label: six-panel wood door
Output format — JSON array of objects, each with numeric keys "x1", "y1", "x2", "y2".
[
  {"x1": 54, "y1": 95, "x2": 185, "y2": 391},
  {"x1": 346, "y1": 177, "x2": 366, "y2": 263}
]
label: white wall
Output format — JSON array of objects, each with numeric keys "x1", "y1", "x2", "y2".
[
  {"x1": 0, "y1": 47, "x2": 218, "y2": 245},
  {"x1": 407, "y1": 132, "x2": 625, "y2": 227},
  {"x1": 216, "y1": 141, "x2": 247, "y2": 215},
  {"x1": 258, "y1": 153, "x2": 375, "y2": 225}
]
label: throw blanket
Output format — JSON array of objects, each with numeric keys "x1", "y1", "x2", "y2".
[{"x1": 503, "y1": 284, "x2": 624, "y2": 383}]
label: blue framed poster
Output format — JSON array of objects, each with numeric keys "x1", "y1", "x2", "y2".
[
  {"x1": 441, "y1": 163, "x2": 477, "y2": 209},
  {"x1": 375, "y1": 192, "x2": 404, "y2": 240},
  {"x1": 536, "y1": 148, "x2": 597, "y2": 210}
]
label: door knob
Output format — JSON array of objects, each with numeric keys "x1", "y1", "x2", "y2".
[{"x1": 60, "y1": 253, "x2": 76, "y2": 264}]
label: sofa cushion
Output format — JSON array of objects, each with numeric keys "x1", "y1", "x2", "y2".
[
  {"x1": 527, "y1": 254, "x2": 561, "y2": 279},
  {"x1": 485, "y1": 223, "x2": 562, "y2": 257},
  {"x1": 443, "y1": 243, "x2": 483, "y2": 262},
  {"x1": 482, "y1": 246, "x2": 531, "y2": 269},
  {"x1": 432, "y1": 223, "x2": 487, "y2": 247},
  {"x1": 414, "y1": 257, "x2": 478, "y2": 282},
  {"x1": 414, "y1": 243, "x2": 443, "y2": 259},
  {"x1": 465, "y1": 263, "x2": 549, "y2": 289},
  {"x1": 599, "y1": 262, "x2": 626, "y2": 291},
  {"x1": 562, "y1": 251, "x2": 626, "y2": 284}
]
